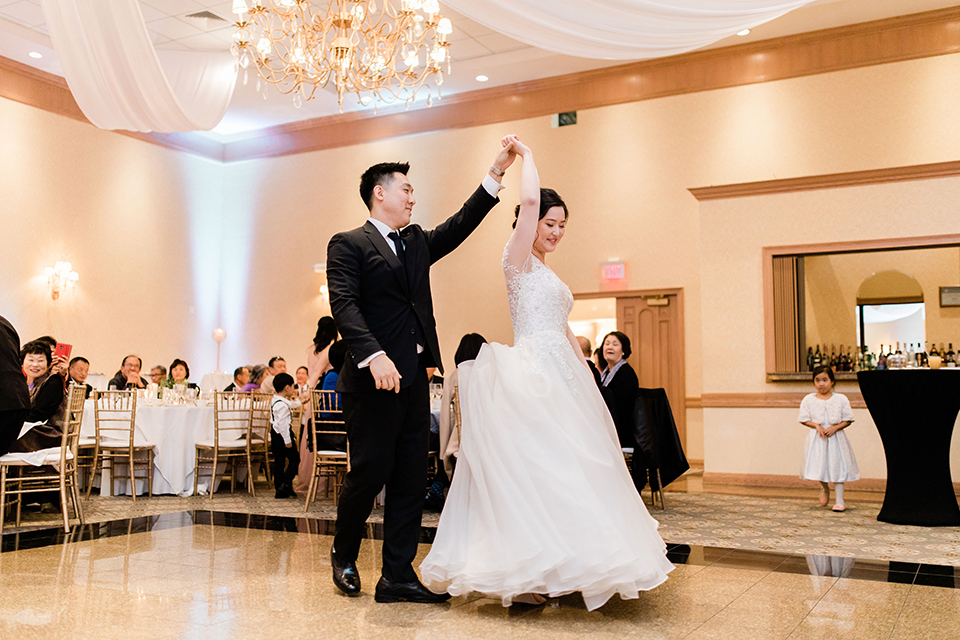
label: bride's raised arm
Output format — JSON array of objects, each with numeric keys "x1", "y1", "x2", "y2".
[{"x1": 503, "y1": 135, "x2": 539, "y2": 270}]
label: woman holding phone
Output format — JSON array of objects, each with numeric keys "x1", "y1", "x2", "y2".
[{"x1": 11, "y1": 339, "x2": 68, "y2": 453}]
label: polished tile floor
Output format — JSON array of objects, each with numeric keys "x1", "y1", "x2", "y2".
[{"x1": 1, "y1": 472, "x2": 959, "y2": 639}]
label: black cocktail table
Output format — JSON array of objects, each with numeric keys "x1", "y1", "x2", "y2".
[{"x1": 858, "y1": 370, "x2": 960, "y2": 526}]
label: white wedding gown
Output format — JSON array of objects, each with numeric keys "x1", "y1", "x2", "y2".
[{"x1": 420, "y1": 246, "x2": 673, "y2": 611}]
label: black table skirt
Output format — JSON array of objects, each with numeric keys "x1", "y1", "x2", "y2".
[{"x1": 858, "y1": 370, "x2": 960, "y2": 526}]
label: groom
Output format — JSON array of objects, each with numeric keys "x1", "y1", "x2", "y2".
[{"x1": 327, "y1": 140, "x2": 516, "y2": 602}]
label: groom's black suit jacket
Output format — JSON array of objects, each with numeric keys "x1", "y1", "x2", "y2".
[{"x1": 327, "y1": 185, "x2": 499, "y2": 392}]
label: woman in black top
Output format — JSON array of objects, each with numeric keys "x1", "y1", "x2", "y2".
[
  {"x1": 598, "y1": 331, "x2": 639, "y2": 450},
  {"x1": 12, "y1": 340, "x2": 68, "y2": 453}
]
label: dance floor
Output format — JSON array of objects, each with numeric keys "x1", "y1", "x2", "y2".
[{"x1": 2, "y1": 472, "x2": 959, "y2": 639}]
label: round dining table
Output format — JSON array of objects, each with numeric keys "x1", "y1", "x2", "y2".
[{"x1": 81, "y1": 400, "x2": 215, "y2": 496}]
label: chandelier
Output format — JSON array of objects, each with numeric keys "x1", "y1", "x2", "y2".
[{"x1": 231, "y1": 0, "x2": 452, "y2": 111}]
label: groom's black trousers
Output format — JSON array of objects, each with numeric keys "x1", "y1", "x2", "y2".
[{"x1": 333, "y1": 363, "x2": 430, "y2": 583}]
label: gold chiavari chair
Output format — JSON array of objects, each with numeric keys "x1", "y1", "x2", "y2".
[
  {"x1": 88, "y1": 390, "x2": 155, "y2": 500},
  {"x1": 249, "y1": 392, "x2": 273, "y2": 487},
  {"x1": 194, "y1": 391, "x2": 255, "y2": 498},
  {"x1": 304, "y1": 389, "x2": 348, "y2": 511},
  {"x1": 0, "y1": 384, "x2": 87, "y2": 532}
]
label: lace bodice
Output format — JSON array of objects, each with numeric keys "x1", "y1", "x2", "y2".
[{"x1": 502, "y1": 244, "x2": 577, "y2": 389}]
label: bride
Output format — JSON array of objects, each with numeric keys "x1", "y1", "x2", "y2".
[{"x1": 419, "y1": 136, "x2": 673, "y2": 611}]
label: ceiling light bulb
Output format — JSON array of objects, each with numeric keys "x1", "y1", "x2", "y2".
[
  {"x1": 475, "y1": 74, "x2": 489, "y2": 82},
  {"x1": 737, "y1": 29, "x2": 750, "y2": 36},
  {"x1": 437, "y1": 17, "x2": 452, "y2": 35},
  {"x1": 232, "y1": 0, "x2": 249, "y2": 14},
  {"x1": 28, "y1": 51, "x2": 42, "y2": 59}
]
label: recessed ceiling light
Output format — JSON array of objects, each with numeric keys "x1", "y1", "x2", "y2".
[
  {"x1": 737, "y1": 29, "x2": 750, "y2": 36},
  {"x1": 28, "y1": 52, "x2": 43, "y2": 59},
  {"x1": 475, "y1": 75, "x2": 489, "y2": 82}
]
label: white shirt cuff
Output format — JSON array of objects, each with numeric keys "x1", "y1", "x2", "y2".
[
  {"x1": 482, "y1": 174, "x2": 506, "y2": 196},
  {"x1": 358, "y1": 351, "x2": 385, "y2": 368}
]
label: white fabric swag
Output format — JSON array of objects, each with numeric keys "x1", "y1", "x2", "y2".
[
  {"x1": 442, "y1": 0, "x2": 816, "y2": 60},
  {"x1": 41, "y1": 0, "x2": 237, "y2": 132}
]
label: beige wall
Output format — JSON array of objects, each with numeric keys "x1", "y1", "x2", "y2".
[
  {"x1": 0, "y1": 96, "x2": 224, "y2": 378},
  {"x1": 3, "y1": 52, "x2": 960, "y2": 469},
  {"x1": 701, "y1": 175, "x2": 960, "y2": 477},
  {"x1": 804, "y1": 247, "x2": 960, "y2": 352}
]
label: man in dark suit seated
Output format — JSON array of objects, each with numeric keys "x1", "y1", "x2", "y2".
[
  {"x1": 68, "y1": 356, "x2": 94, "y2": 399},
  {"x1": 108, "y1": 355, "x2": 147, "y2": 390},
  {"x1": 224, "y1": 366, "x2": 249, "y2": 392}
]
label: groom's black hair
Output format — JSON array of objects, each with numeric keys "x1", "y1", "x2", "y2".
[
  {"x1": 360, "y1": 162, "x2": 410, "y2": 210},
  {"x1": 512, "y1": 188, "x2": 568, "y2": 229}
]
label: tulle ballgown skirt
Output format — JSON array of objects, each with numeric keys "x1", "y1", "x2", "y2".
[{"x1": 420, "y1": 339, "x2": 674, "y2": 611}]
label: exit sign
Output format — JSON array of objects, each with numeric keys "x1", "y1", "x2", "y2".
[{"x1": 602, "y1": 262, "x2": 625, "y2": 280}]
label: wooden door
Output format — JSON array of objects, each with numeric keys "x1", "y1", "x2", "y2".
[{"x1": 617, "y1": 293, "x2": 685, "y2": 443}]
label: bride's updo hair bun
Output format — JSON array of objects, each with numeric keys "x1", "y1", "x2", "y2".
[{"x1": 512, "y1": 188, "x2": 569, "y2": 229}]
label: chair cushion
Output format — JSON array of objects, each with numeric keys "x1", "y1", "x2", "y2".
[
  {"x1": 195, "y1": 439, "x2": 248, "y2": 449},
  {"x1": 315, "y1": 450, "x2": 348, "y2": 457},
  {"x1": 0, "y1": 448, "x2": 74, "y2": 467},
  {"x1": 99, "y1": 439, "x2": 156, "y2": 449},
  {"x1": 78, "y1": 437, "x2": 97, "y2": 447}
]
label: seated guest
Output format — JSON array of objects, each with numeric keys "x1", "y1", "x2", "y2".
[
  {"x1": 12, "y1": 340, "x2": 68, "y2": 453},
  {"x1": 166, "y1": 359, "x2": 199, "y2": 390},
  {"x1": 224, "y1": 366, "x2": 250, "y2": 392},
  {"x1": 241, "y1": 364, "x2": 267, "y2": 392},
  {"x1": 261, "y1": 356, "x2": 286, "y2": 395},
  {"x1": 108, "y1": 355, "x2": 147, "y2": 389},
  {"x1": 149, "y1": 365, "x2": 167, "y2": 386},
  {"x1": 68, "y1": 356, "x2": 93, "y2": 399},
  {"x1": 295, "y1": 366, "x2": 309, "y2": 391},
  {"x1": 577, "y1": 336, "x2": 602, "y2": 387},
  {"x1": 0, "y1": 315, "x2": 31, "y2": 457}
]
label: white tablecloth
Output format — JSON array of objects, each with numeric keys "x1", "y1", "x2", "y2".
[
  {"x1": 200, "y1": 371, "x2": 233, "y2": 393},
  {"x1": 81, "y1": 400, "x2": 214, "y2": 496}
]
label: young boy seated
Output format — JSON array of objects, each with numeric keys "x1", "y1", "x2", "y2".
[{"x1": 270, "y1": 373, "x2": 302, "y2": 499}]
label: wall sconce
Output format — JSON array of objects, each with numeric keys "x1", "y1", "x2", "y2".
[
  {"x1": 314, "y1": 263, "x2": 329, "y2": 305},
  {"x1": 45, "y1": 261, "x2": 79, "y2": 300}
]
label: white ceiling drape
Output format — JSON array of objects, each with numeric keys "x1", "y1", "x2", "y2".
[
  {"x1": 442, "y1": 0, "x2": 816, "y2": 60},
  {"x1": 41, "y1": 0, "x2": 237, "y2": 132}
]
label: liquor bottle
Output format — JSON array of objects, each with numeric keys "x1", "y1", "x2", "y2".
[
  {"x1": 830, "y1": 344, "x2": 838, "y2": 369},
  {"x1": 931, "y1": 342, "x2": 940, "y2": 357},
  {"x1": 813, "y1": 345, "x2": 822, "y2": 369},
  {"x1": 940, "y1": 343, "x2": 946, "y2": 358},
  {"x1": 947, "y1": 343, "x2": 956, "y2": 365},
  {"x1": 920, "y1": 342, "x2": 929, "y2": 367},
  {"x1": 878, "y1": 350, "x2": 887, "y2": 370},
  {"x1": 906, "y1": 342, "x2": 915, "y2": 366},
  {"x1": 843, "y1": 346, "x2": 852, "y2": 372},
  {"x1": 806, "y1": 347, "x2": 814, "y2": 371}
]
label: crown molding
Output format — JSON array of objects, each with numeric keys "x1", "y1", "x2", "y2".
[
  {"x1": 3, "y1": 6, "x2": 960, "y2": 163},
  {"x1": 689, "y1": 160, "x2": 960, "y2": 201}
]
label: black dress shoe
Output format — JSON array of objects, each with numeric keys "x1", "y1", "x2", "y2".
[
  {"x1": 331, "y1": 547, "x2": 361, "y2": 596},
  {"x1": 374, "y1": 576, "x2": 451, "y2": 603}
]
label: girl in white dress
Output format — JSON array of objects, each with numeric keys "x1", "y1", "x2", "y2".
[
  {"x1": 419, "y1": 136, "x2": 673, "y2": 611},
  {"x1": 799, "y1": 365, "x2": 859, "y2": 511}
]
